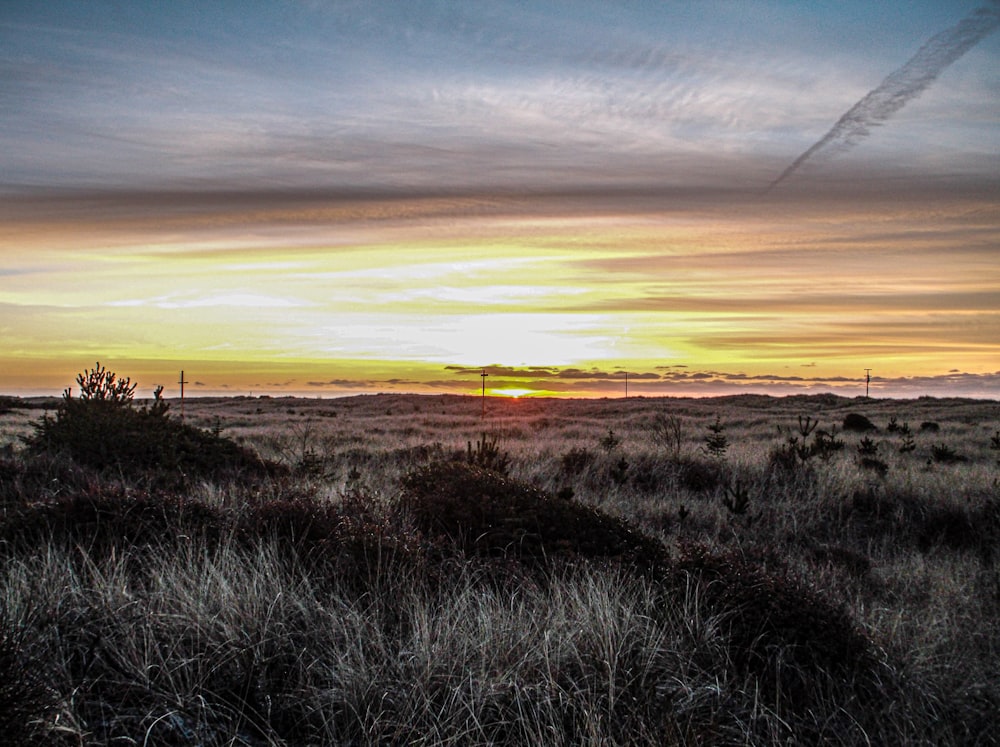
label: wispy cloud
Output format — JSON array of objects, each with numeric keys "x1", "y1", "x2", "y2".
[{"x1": 768, "y1": 2, "x2": 1000, "y2": 190}]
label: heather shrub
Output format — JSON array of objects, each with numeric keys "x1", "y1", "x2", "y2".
[
  {"x1": 400, "y1": 461, "x2": 669, "y2": 572},
  {"x1": 0, "y1": 488, "x2": 226, "y2": 559},
  {"x1": 0, "y1": 451, "x2": 97, "y2": 506},
  {"x1": 237, "y1": 493, "x2": 420, "y2": 591},
  {"x1": 672, "y1": 543, "x2": 884, "y2": 721}
]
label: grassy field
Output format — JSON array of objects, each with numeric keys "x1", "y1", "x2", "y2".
[{"x1": 1, "y1": 390, "x2": 998, "y2": 745}]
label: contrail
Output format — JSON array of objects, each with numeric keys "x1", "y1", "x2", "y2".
[{"x1": 767, "y1": 2, "x2": 1000, "y2": 192}]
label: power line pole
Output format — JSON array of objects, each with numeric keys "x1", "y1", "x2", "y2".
[
  {"x1": 864, "y1": 368, "x2": 871, "y2": 399},
  {"x1": 480, "y1": 369, "x2": 488, "y2": 419},
  {"x1": 179, "y1": 369, "x2": 189, "y2": 421}
]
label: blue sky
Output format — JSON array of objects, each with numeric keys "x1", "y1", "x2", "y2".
[{"x1": 4, "y1": 0, "x2": 998, "y2": 193}]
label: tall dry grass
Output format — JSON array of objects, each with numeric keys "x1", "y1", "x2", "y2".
[{"x1": 1, "y1": 391, "x2": 997, "y2": 744}]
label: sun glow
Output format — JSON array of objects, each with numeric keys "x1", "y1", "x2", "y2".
[{"x1": 492, "y1": 388, "x2": 538, "y2": 398}]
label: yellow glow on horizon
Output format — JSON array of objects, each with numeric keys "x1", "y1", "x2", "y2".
[
  {"x1": 492, "y1": 388, "x2": 538, "y2": 398},
  {"x1": 1, "y1": 192, "x2": 997, "y2": 398}
]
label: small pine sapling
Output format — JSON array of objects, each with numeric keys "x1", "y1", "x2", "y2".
[
  {"x1": 467, "y1": 431, "x2": 511, "y2": 474},
  {"x1": 599, "y1": 428, "x2": 621, "y2": 453},
  {"x1": 722, "y1": 478, "x2": 752, "y2": 515},
  {"x1": 702, "y1": 417, "x2": 729, "y2": 460}
]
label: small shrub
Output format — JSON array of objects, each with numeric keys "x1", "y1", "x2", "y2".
[
  {"x1": 857, "y1": 436, "x2": 879, "y2": 456},
  {"x1": 722, "y1": 478, "x2": 752, "y2": 516},
  {"x1": 560, "y1": 446, "x2": 594, "y2": 476},
  {"x1": 859, "y1": 457, "x2": 889, "y2": 477},
  {"x1": 920, "y1": 421, "x2": 940, "y2": 433},
  {"x1": 599, "y1": 428, "x2": 621, "y2": 453},
  {"x1": 701, "y1": 416, "x2": 729, "y2": 460},
  {"x1": 466, "y1": 431, "x2": 511, "y2": 475},
  {"x1": 843, "y1": 413, "x2": 877, "y2": 433},
  {"x1": 674, "y1": 455, "x2": 727, "y2": 492},
  {"x1": 931, "y1": 443, "x2": 967, "y2": 464},
  {"x1": 647, "y1": 411, "x2": 684, "y2": 459},
  {"x1": 898, "y1": 425, "x2": 916, "y2": 454},
  {"x1": 917, "y1": 498, "x2": 1000, "y2": 561},
  {"x1": 813, "y1": 428, "x2": 845, "y2": 460},
  {"x1": 609, "y1": 455, "x2": 629, "y2": 485}
]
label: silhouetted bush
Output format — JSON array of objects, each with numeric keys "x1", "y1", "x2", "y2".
[
  {"x1": 931, "y1": 443, "x2": 967, "y2": 464},
  {"x1": 23, "y1": 363, "x2": 282, "y2": 483},
  {"x1": 401, "y1": 461, "x2": 669, "y2": 572},
  {"x1": 842, "y1": 413, "x2": 877, "y2": 432}
]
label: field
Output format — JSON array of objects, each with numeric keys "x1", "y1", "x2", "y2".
[{"x1": 1, "y1": 390, "x2": 999, "y2": 745}]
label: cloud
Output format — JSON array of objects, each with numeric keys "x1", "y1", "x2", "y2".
[{"x1": 768, "y1": 2, "x2": 1000, "y2": 190}]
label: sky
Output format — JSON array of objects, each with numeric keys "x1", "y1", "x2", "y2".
[{"x1": 2, "y1": 0, "x2": 998, "y2": 399}]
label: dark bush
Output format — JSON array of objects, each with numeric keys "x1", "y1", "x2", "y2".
[
  {"x1": 842, "y1": 413, "x2": 877, "y2": 433},
  {"x1": 931, "y1": 443, "x2": 967, "y2": 464},
  {"x1": 0, "y1": 488, "x2": 226, "y2": 559},
  {"x1": 673, "y1": 455, "x2": 727, "y2": 492},
  {"x1": 0, "y1": 452, "x2": 99, "y2": 507},
  {"x1": 672, "y1": 544, "x2": 880, "y2": 718},
  {"x1": 917, "y1": 498, "x2": 1000, "y2": 561},
  {"x1": 920, "y1": 421, "x2": 941, "y2": 433},
  {"x1": 400, "y1": 461, "x2": 669, "y2": 572},
  {"x1": 560, "y1": 446, "x2": 594, "y2": 476},
  {"x1": 23, "y1": 363, "x2": 282, "y2": 483},
  {"x1": 859, "y1": 456, "x2": 889, "y2": 477}
]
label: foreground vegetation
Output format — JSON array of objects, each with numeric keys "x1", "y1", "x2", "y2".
[{"x1": 1, "y1": 374, "x2": 998, "y2": 744}]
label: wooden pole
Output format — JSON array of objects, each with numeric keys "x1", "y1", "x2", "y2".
[
  {"x1": 864, "y1": 368, "x2": 871, "y2": 399},
  {"x1": 480, "y1": 369, "x2": 488, "y2": 418},
  {"x1": 179, "y1": 369, "x2": 189, "y2": 421}
]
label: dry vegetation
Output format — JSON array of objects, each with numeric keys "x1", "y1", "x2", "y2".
[{"x1": 1, "y1": 381, "x2": 998, "y2": 745}]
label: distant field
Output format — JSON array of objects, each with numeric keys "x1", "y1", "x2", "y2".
[{"x1": 1, "y1": 392, "x2": 998, "y2": 745}]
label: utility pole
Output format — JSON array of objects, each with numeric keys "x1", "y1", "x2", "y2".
[
  {"x1": 178, "y1": 369, "x2": 189, "y2": 421},
  {"x1": 864, "y1": 368, "x2": 871, "y2": 399},
  {"x1": 480, "y1": 369, "x2": 488, "y2": 419}
]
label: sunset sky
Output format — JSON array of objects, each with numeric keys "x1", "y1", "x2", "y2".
[{"x1": 2, "y1": 1, "x2": 998, "y2": 399}]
